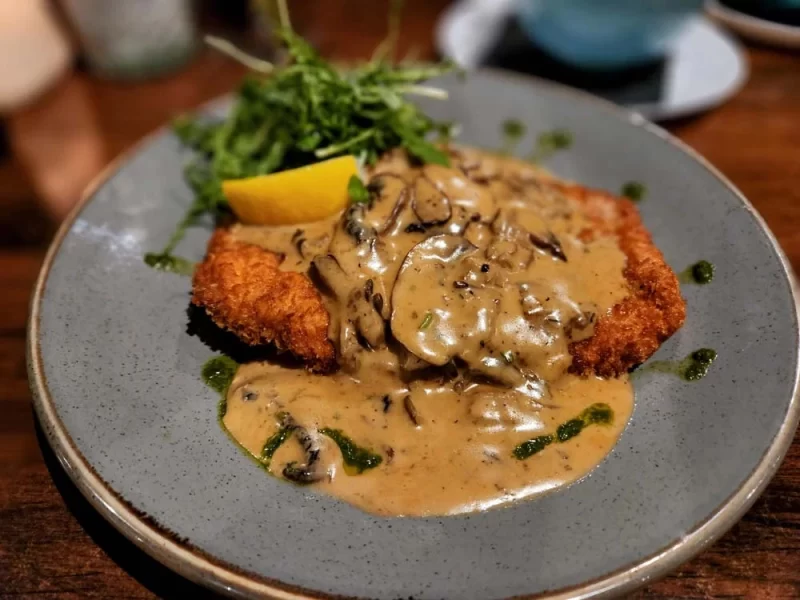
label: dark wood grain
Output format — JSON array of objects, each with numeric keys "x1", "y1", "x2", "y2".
[{"x1": 1, "y1": 2, "x2": 798, "y2": 598}]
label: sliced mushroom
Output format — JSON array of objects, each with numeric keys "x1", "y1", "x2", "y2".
[
  {"x1": 485, "y1": 239, "x2": 533, "y2": 272},
  {"x1": 391, "y1": 235, "x2": 499, "y2": 366},
  {"x1": 468, "y1": 388, "x2": 539, "y2": 428},
  {"x1": 519, "y1": 283, "x2": 545, "y2": 322},
  {"x1": 312, "y1": 254, "x2": 385, "y2": 353},
  {"x1": 412, "y1": 175, "x2": 452, "y2": 225},
  {"x1": 516, "y1": 281, "x2": 576, "y2": 327},
  {"x1": 313, "y1": 254, "x2": 350, "y2": 299},
  {"x1": 379, "y1": 188, "x2": 411, "y2": 237},
  {"x1": 403, "y1": 395, "x2": 421, "y2": 426},
  {"x1": 463, "y1": 220, "x2": 493, "y2": 249},
  {"x1": 349, "y1": 288, "x2": 385, "y2": 349},
  {"x1": 296, "y1": 234, "x2": 330, "y2": 261},
  {"x1": 311, "y1": 254, "x2": 360, "y2": 358},
  {"x1": 564, "y1": 304, "x2": 597, "y2": 342},
  {"x1": 343, "y1": 203, "x2": 376, "y2": 244},
  {"x1": 369, "y1": 148, "x2": 412, "y2": 175},
  {"x1": 469, "y1": 354, "x2": 527, "y2": 388},
  {"x1": 336, "y1": 321, "x2": 362, "y2": 370},
  {"x1": 398, "y1": 348, "x2": 433, "y2": 373},
  {"x1": 282, "y1": 463, "x2": 323, "y2": 484},
  {"x1": 278, "y1": 414, "x2": 326, "y2": 485},
  {"x1": 492, "y1": 204, "x2": 552, "y2": 246},
  {"x1": 372, "y1": 293, "x2": 385, "y2": 316},
  {"x1": 423, "y1": 163, "x2": 497, "y2": 227},
  {"x1": 453, "y1": 148, "x2": 500, "y2": 183},
  {"x1": 363, "y1": 173, "x2": 409, "y2": 233},
  {"x1": 529, "y1": 231, "x2": 567, "y2": 262}
]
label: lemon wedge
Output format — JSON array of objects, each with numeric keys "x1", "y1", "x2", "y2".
[{"x1": 222, "y1": 155, "x2": 359, "y2": 225}]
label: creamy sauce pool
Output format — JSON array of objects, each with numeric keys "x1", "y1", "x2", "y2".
[{"x1": 222, "y1": 146, "x2": 634, "y2": 516}]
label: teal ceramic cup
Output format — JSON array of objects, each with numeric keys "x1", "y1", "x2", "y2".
[{"x1": 518, "y1": 0, "x2": 704, "y2": 71}]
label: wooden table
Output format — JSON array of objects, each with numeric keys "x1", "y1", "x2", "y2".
[{"x1": 1, "y1": 2, "x2": 798, "y2": 597}]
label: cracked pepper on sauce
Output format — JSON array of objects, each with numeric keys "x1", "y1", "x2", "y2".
[{"x1": 222, "y1": 147, "x2": 633, "y2": 516}]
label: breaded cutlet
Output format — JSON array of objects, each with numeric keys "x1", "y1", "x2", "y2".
[
  {"x1": 192, "y1": 182, "x2": 685, "y2": 378},
  {"x1": 558, "y1": 182, "x2": 686, "y2": 377},
  {"x1": 192, "y1": 228, "x2": 337, "y2": 372}
]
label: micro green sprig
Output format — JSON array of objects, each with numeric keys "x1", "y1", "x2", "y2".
[{"x1": 150, "y1": 0, "x2": 457, "y2": 267}]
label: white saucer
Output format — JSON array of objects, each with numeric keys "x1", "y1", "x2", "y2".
[
  {"x1": 437, "y1": 1, "x2": 749, "y2": 122},
  {"x1": 707, "y1": 0, "x2": 800, "y2": 49}
]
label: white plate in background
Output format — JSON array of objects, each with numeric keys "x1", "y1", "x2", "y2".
[
  {"x1": 437, "y1": 1, "x2": 748, "y2": 121},
  {"x1": 707, "y1": 0, "x2": 800, "y2": 49}
]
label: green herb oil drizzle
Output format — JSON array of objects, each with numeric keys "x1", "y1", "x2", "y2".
[
  {"x1": 203, "y1": 356, "x2": 382, "y2": 477},
  {"x1": 513, "y1": 402, "x2": 614, "y2": 460},
  {"x1": 320, "y1": 428, "x2": 383, "y2": 474},
  {"x1": 500, "y1": 119, "x2": 526, "y2": 154},
  {"x1": 513, "y1": 434, "x2": 554, "y2": 460},
  {"x1": 621, "y1": 181, "x2": 647, "y2": 202},
  {"x1": 679, "y1": 260, "x2": 715, "y2": 285},
  {"x1": 530, "y1": 129, "x2": 573, "y2": 163},
  {"x1": 203, "y1": 356, "x2": 294, "y2": 474},
  {"x1": 638, "y1": 348, "x2": 718, "y2": 381},
  {"x1": 202, "y1": 355, "x2": 238, "y2": 397},
  {"x1": 261, "y1": 425, "x2": 293, "y2": 466},
  {"x1": 143, "y1": 252, "x2": 196, "y2": 276}
]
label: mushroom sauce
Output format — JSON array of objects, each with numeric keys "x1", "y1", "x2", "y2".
[{"x1": 223, "y1": 147, "x2": 634, "y2": 516}]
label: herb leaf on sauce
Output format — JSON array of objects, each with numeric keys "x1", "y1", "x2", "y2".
[
  {"x1": 320, "y1": 428, "x2": 383, "y2": 474},
  {"x1": 419, "y1": 311, "x2": 434, "y2": 330},
  {"x1": 348, "y1": 175, "x2": 371, "y2": 204}
]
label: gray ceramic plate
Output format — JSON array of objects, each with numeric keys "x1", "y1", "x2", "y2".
[{"x1": 29, "y1": 70, "x2": 800, "y2": 599}]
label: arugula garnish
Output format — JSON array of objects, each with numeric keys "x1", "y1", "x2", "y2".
[{"x1": 146, "y1": 0, "x2": 456, "y2": 269}]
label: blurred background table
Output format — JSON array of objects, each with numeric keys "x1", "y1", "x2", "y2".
[{"x1": 1, "y1": 1, "x2": 799, "y2": 597}]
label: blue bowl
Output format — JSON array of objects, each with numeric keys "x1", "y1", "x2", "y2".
[{"x1": 518, "y1": 0, "x2": 704, "y2": 71}]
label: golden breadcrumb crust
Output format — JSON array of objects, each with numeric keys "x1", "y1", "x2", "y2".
[
  {"x1": 557, "y1": 182, "x2": 687, "y2": 377},
  {"x1": 191, "y1": 228, "x2": 336, "y2": 372}
]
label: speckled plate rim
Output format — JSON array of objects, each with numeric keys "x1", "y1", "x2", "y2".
[{"x1": 27, "y1": 70, "x2": 800, "y2": 600}]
